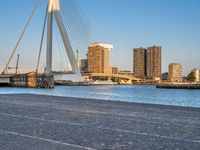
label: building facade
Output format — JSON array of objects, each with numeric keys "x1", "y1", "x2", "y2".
[
  {"x1": 88, "y1": 43, "x2": 113, "y2": 74},
  {"x1": 133, "y1": 46, "x2": 161, "y2": 80},
  {"x1": 168, "y1": 63, "x2": 183, "y2": 82},
  {"x1": 118, "y1": 71, "x2": 134, "y2": 76},
  {"x1": 80, "y1": 59, "x2": 88, "y2": 73},
  {"x1": 133, "y1": 48, "x2": 146, "y2": 78},
  {"x1": 193, "y1": 69, "x2": 200, "y2": 82},
  {"x1": 146, "y1": 46, "x2": 161, "y2": 80},
  {"x1": 161, "y1": 72, "x2": 168, "y2": 81},
  {"x1": 110, "y1": 67, "x2": 118, "y2": 74}
]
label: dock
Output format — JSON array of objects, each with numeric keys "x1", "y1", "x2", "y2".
[
  {"x1": 0, "y1": 94, "x2": 199, "y2": 150},
  {"x1": 157, "y1": 84, "x2": 200, "y2": 89},
  {"x1": 0, "y1": 73, "x2": 54, "y2": 88}
]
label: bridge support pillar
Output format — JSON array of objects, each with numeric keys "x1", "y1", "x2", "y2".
[
  {"x1": 46, "y1": 0, "x2": 82, "y2": 82},
  {"x1": 46, "y1": 0, "x2": 53, "y2": 74}
]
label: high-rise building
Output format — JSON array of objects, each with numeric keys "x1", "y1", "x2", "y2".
[
  {"x1": 169, "y1": 63, "x2": 183, "y2": 82},
  {"x1": 146, "y1": 46, "x2": 161, "y2": 80},
  {"x1": 133, "y1": 46, "x2": 161, "y2": 80},
  {"x1": 88, "y1": 43, "x2": 113, "y2": 74},
  {"x1": 133, "y1": 48, "x2": 146, "y2": 78}
]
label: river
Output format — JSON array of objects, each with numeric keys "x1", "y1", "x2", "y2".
[{"x1": 0, "y1": 85, "x2": 200, "y2": 108}]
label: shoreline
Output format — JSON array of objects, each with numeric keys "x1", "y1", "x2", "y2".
[
  {"x1": 1, "y1": 93, "x2": 200, "y2": 110},
  {"x1": 157, "y1": 83, "x2": 200, "y2": 89},
  {"x1": 0, "y1": 84, "x2": 200, "y2": 109}
]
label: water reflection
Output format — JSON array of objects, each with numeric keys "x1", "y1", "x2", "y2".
[{"x1": 0, "y1": 85, "x2": 200, "y2": 108}]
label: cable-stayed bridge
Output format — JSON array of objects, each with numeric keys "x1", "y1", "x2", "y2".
[
  {"x1": 0, "y1": 0, "x2": 141, "y2": 87},
  {"x1": 1, "y1": 0, "x2": 90, "y2": 84}
]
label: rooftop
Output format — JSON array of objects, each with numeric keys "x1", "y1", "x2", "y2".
[{"x1": 89, "y1": 43, "x2": 113, "y2": 50}]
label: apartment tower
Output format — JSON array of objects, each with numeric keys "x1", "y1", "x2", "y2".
[
  {"x1": 133, "y1": 48, "x2": 146, "y2": 78},
  {"x1": 169, "y1": 63, "x2": 183, "y2": 82},
  {"x1": 88, "y1": 43, "x2": 113, "y2": 74},
  {"x1": 146, "y1": 46, "x2": 162, "y2": 80},
  {"x1": 133, "y1": 46, "x2": 161, "y2": 80}
]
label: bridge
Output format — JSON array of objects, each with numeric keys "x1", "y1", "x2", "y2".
[
  {"x1": 1, "y1": 0, "x2": 90, "y2": 84},
  {"x1": 83, "y1": 73, "x2": 141, "y2": 84}
]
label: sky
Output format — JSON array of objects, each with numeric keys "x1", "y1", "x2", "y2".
[{"x1": 0, "y1": 0, "x2": 200, "y2": 75}]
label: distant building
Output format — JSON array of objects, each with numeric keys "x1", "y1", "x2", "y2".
[
  {"x1": 193, "y1": 69, "x2": 200, "y2": 82},
  {"x1": 169, "y1": 63, "x2": 182, "y2": 82},
  {"x1": 133, "y1": 48, "x2": 146, "y2": 78},
  {"x1": 133, "y1": 46, "x2": 161, "y2": 80},
  {"x1": 88, "y1": 43, "x2": 113, "y2": 74},
  {"x1": 161, "y1": 72, "x2": 168, "y2": 81},
  {"x1": 110, "y1": 67, "x2": 118, "y2": 74},
  {"x1": 118, "y1": 71, "x2": 134, "y2": 76},
  {"x1": 80, "y1": 59, "x2": 88, "y2": 73},
  {"x1": 146, "y1": 46, "x2": 161, "y2": 80}
]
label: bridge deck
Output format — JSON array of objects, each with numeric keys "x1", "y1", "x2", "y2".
[{"x1": 0, "y1": 94, "x2": 200, "y2": 150}]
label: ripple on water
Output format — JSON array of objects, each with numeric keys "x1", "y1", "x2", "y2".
[{"x1": 0, "y1": 85, "x2": 200, "y2": 108}]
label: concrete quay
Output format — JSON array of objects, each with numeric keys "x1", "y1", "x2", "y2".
[
  {"x1": 0, "y1": 94, "x2": 200, "y2": 150},
  {"x1": 157, "y1": 83, "x2": 200, "y2": 89}
]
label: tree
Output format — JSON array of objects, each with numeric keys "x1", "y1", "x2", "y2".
[{"x1": 187, "y1": 71, "x2": 196, "y2": 82}]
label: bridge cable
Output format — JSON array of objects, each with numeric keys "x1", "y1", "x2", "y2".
[
  {"x1": 2, "y1": 0, "x2": 41, "y2": 75},
  {"x1": 64, "y1": 0, "x2": 91, "y2": 47},
  {"x1": 61, "y1": 0, "x2": 90, "y2": 56},
  {"x1": 54, "y1": 23, "x2": 68, "y2": 71},
  {"x1": 36, "y1": 4, "x2": 48, "y2": 74},
  {"x1": 61, "y1": 12, "x2": 86, "y2": 58},
  {"x1": 61, "y1": 11, "x2": 86, "y2": 61},
  {"x1": 56, "y1": 13, "x2": 81, "y2": 66}
]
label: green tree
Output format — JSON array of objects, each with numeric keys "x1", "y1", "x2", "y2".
[{"x1": 187, "y1": 71, "x2": 196, "y2": 82}]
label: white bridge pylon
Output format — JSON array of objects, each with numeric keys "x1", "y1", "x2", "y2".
[{"x1": 46, "y1": 0, "x2": 82, "y2": 82}]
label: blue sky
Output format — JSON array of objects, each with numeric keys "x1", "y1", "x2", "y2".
[{"x1": 0, "y1": 0, "x2": 200, "y2": 75}]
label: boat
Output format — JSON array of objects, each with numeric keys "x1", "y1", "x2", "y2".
[{"x1": 89, "y1": 80, "x2": 117, "y2": 86}]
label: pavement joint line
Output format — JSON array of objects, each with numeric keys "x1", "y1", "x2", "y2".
[
  {"x1": 101, "y1": 127, "x2": 200, "y2": 144},
  {"x1": 0, "y1": 111, "x2": 199, "y2": 129},
  {"x1": 0, "y1": 112, "x2": 83, "y2": 126},
  {"x1": 0, "y1": 130, "x2": 96, "y2": 150},
  {"x1": 69, "y1": 109, "x2": 200, "y2": 125},
  {"x1": 1, "y1": 112, "x2": 200, "y2": 144},
  {"x1": 1, "y1": 100, "x2": 200, "y2": 122},
  {"x1": 0, "y1": 93, "x2": 198, "y2": 114},
  {"x1": 81, "y1": 113, "x2": 200, "y2": 129}
]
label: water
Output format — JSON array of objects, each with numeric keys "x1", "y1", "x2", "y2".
[{"x1": 0, "y1": 85, "x2": 200, "y2": 108}]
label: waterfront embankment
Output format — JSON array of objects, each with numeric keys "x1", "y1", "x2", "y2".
[
  {"x1": 157, "y1": 83, "x2": 200, "y2": 89},
  {"x1": 0, "y1": 94, "x2": 200, "y2": 150}
]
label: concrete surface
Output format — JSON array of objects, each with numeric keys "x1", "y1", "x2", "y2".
[{"x1": 0, "y1": 94, "x2": 200, "y2": 150}]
